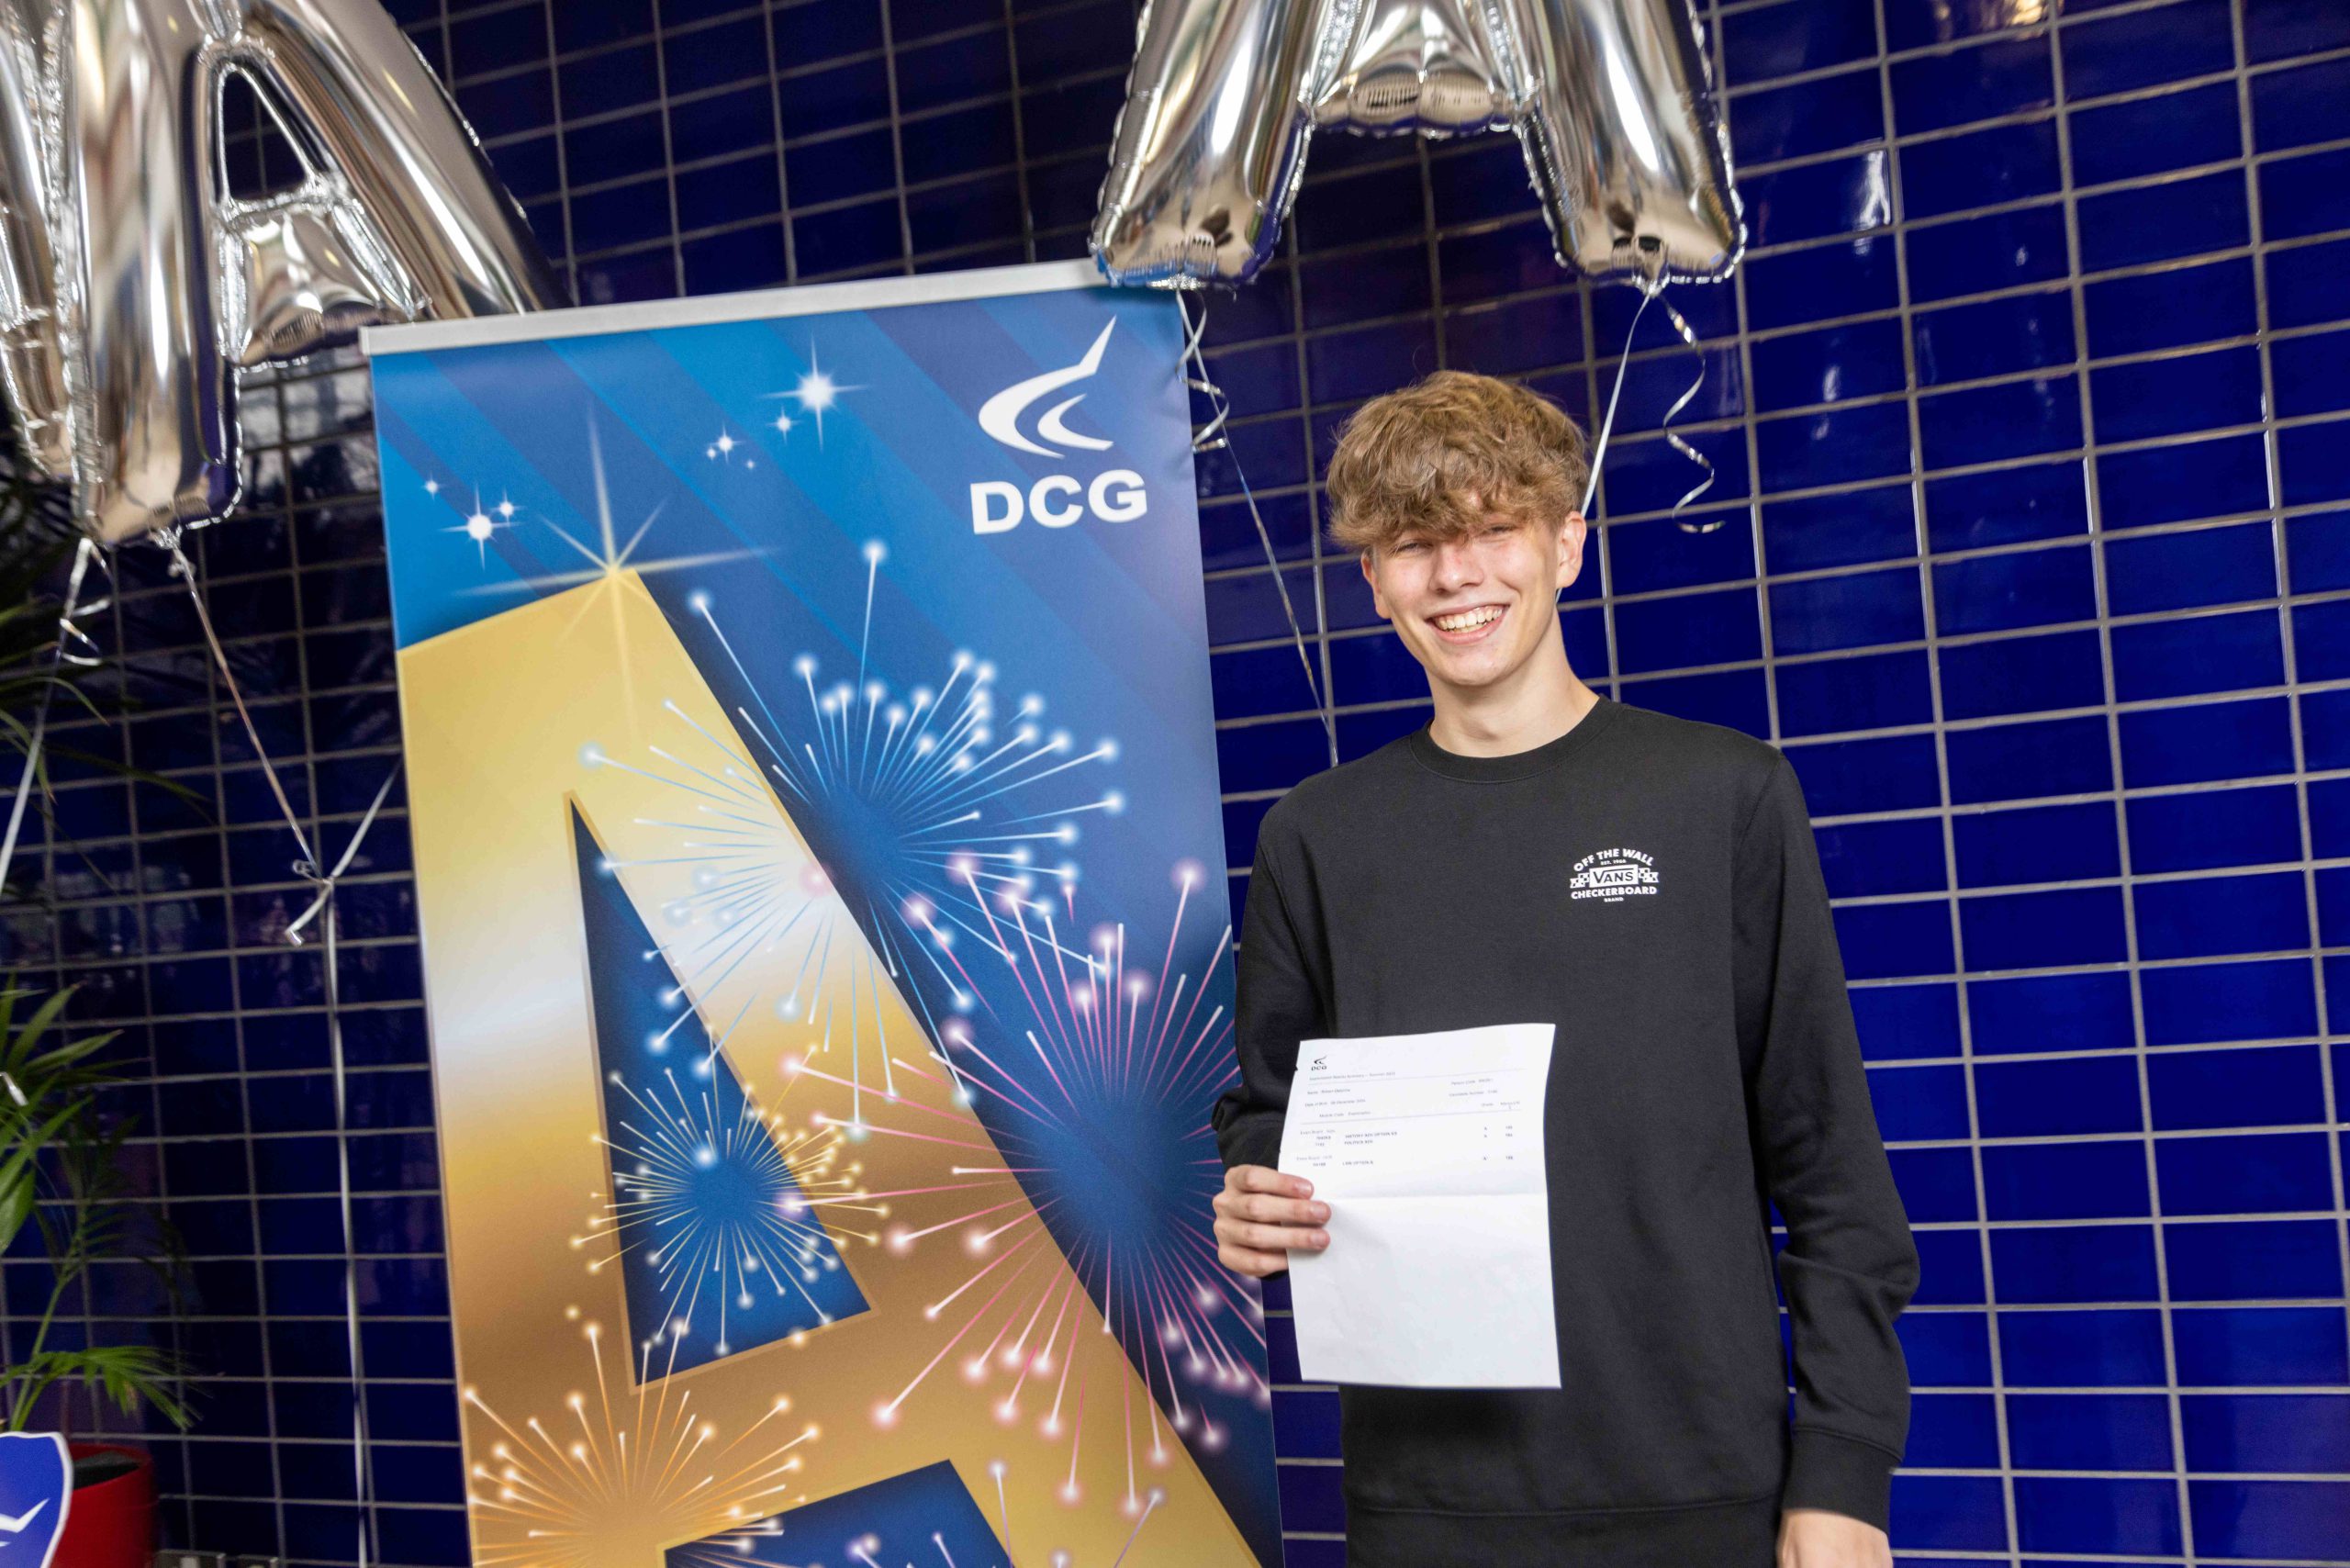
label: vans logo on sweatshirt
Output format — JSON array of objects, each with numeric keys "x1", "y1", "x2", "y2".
[{"x1": 1570, "y1": 846, "x2": 1660, "y2": 902}]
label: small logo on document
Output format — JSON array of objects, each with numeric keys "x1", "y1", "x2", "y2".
[
  {"x1": 969, "y1": 319, "x2": 1148, "y2": 534},
  {"x1": 1570, "y1": 846, "x2": 1660, "y2": 902}
]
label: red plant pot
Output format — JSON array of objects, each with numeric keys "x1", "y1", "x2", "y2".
[{"x1": 54, "y1": 1445, "x2": 151, "y2": 1568}]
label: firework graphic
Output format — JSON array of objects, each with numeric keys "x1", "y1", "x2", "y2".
[
  {"x1": 871, "y1": 862, "x2": 1270, "y2": 1450},
  {"x1": 571, "y1": 803, "x2": 874, "y2": 1372},
  {"x1": 850, "y1": 900, "x2": 1264, "y2": 1560},
  {"x1": 464, "y1": 1315, "x2": 819, "y2": 1568},
  {"x1": 591, "y1": 541, "x2": 1120, "y2": 1137},
  {"x1": 463, "y1": 566, "x2": 1246, "y2": 1568},
  {"x1": 581, "y1": 1059, "x2": 868, "y2": 1350},
  {"x1": 573, "y1": 547, "x2": 1268, "y2": 1526},
  {"x1": 570, "y1": 810, "x2": 883, "y2": 1370}
]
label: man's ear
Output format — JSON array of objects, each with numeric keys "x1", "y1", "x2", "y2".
[
  {"x1": 1359, "y1": 548, "x2": 1393, "y2": 623},
  {"x1": 1555, "y1": 513, "x2": 1589, "y2": 595}
]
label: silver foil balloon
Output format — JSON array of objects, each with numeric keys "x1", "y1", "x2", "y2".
[
  {"x1": 1498, "y1": 0, "x2": 1742, "y2": 285},
  {"x1": 1088, "y1": 0, "x2": 1331, "y2": 289},
  {"x1": 0, "y1": 0, "x2": 564, "y2": 545},
  {"x1": 0, "y1": 9, "x2": 69, "y2": 479},
  {"x1": 1092, "y1": 0, "x2": 1741, "y2": 290},
  {"x1": 1314, "y1": 0, "x2": 1511, "y2": 134}
]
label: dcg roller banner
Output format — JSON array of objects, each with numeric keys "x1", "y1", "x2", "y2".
[{"x1": 364, "y1": 260, "x2": 1280, "y2": 1568}]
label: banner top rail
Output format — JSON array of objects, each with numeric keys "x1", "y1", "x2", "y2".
[{"x1": 363, "y1": 256, "x2": 1109, "y2": 357}]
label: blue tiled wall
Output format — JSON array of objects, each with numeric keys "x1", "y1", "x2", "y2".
[{"x1": 5, "y1": 0, "x2": 2346, "y2": 1564}]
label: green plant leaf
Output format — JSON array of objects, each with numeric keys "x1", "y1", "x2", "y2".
[
  {"x1": 5, "y1": 1344, "x2": 192, "y2": 1433},
  {"x1": 0, "y1": 1170, "x2": 29, "y2": 1260},
  {"x1": 0, "y1": 979, "x2": 189, "y2": 1433}
]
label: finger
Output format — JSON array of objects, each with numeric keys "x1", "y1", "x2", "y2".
[
  {"x1": 1234, "y1": 1193, "x2": 1329, "y2": 1226},
  {"x1": 1213, "y1": 1188, "x2": 1321, "y2": 1225},
  {"x1": 1215, "y1": 1217, "x2": 1327, "y2": 1253},
  {"x1": 1215, "y1": 1237, "x2": 1282, "y2": 1273},
  {"x1": 1235, "y1": 1165, "x2": 1315, "y2": 1200},
  {"x1": 1218, "y1": 1247, "x2": 1280, "y2": 1279}
]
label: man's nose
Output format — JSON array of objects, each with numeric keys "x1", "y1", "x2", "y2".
[{"x1": 1432, "y1": 539, "x2": 1483, "y2": 587}]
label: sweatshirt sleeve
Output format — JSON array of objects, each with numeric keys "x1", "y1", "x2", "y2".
[
  {"x1": 1211, "y1": 819, "x2": 1326, "y2": 1173},
  {"x1": 1733, "y1": 755, "x2": 1922, "y2": 1534}
]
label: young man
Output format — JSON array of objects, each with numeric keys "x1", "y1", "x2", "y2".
[{"x1": 1210, "y1": 371, "x2": 1919, "y2": 1568}]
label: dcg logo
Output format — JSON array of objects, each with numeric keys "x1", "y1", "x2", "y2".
[
  {"x1": 971, "y1": 319, "x2": 1148, "y2": 534},
  {"x1": 969, "y1": 471, "x2": 1147, "y2": 533}
]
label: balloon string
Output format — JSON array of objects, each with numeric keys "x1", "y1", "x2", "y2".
[
  {"x1": 162, "y1": 529, "x2": 394, "y2": 1568},
  {"x1": 1579, "y1": 288, "x2": 1654, "y2": 520},
  {"x1": 162, "y1": 531, "x2": 316, "y2": 867},
  {"x1": 302, "y1": 767, "x2": 399, "y2": 1568},
  {"x1": 1176, "y1": 294, "x2": 1338, "y2": 768},
  {"x1": 0, "y1": 538, "x2": 101, "y2": 899},
  {"x1": 288, "y1": 767, "x2": 399, "y2": 945},
  {"x1": 1652, "y1": 290, "x2": 1721, "y2": 532},
  {"x1": 1578, "y1": 283, "x2": 1720, "y2": 533},
  {"x1": 1181, "y1": 297, "x2": 1234, "y2": 455}
]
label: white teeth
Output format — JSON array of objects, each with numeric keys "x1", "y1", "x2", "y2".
[{"x1": 1435, "y1": 606, "x2": 1502, "y2": 633}]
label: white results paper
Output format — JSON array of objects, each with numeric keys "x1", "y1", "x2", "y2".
[{"x1": 1277, "y1": 1022, "x2": 1561, "y2": 1388}]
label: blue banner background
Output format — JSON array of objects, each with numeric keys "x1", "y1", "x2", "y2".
[{"x1": 372, "y1": 279, "x2": 1278, "y2": 1562}]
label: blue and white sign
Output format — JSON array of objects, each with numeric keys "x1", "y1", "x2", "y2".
[{"x1": 0, "y1": 1433, "x2": 69, "y2": 1568}]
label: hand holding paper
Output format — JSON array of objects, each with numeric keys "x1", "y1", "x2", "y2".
[
  {"x1": 1213, "y1": 1163, "x2": 1330, "y2": 1278},
  {"x1": 1277, "y1": 1023, "x2": 1561, "y2": 1389}
]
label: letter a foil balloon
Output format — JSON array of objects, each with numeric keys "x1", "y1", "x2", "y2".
[
  {"x1": 1091, "y1": 0, "x2": 1742, "y2": 291},
  {"x1": 0, "y1": 0, "x2": 565, "y2": 546}
]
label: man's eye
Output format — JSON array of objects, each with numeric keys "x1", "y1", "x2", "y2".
[{"x1": 1395, "y1": 540, "x2": 1427, "y2": 554}]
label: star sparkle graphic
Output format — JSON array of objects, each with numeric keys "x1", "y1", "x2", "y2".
[
  {"x1": 765, "y1": 342, "x2": 863, "y2": 446},
  {"x1": 444, "y1": 487, "x2": 521, "y2": 565},
  {"x1": 463, "y1": 416, "x2": 769, "y2": 601},
  {"x1": 705, "y1": 428, "x2": 755, "y2": 469}
]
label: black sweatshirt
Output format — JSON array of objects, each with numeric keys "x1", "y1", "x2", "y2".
[{"x1": 1214, "y1": 697, "x2": 1920, "y2": 1566}]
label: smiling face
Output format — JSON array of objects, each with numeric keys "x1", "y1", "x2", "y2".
[
  {"x1": 1361, "y1": 509, "x2": 1587, "y2": 695},
  {"x1": 1323, "y1": 371, "x2": 1594, "y2": 711}
]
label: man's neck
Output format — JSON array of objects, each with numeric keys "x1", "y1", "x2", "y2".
[{"x1": 1425, "y1": 641, "x2": 1600, "y2": 758}]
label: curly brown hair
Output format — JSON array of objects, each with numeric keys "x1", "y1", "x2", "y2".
[{"x1": 1323, "y1": 370, "x2": 1589, "y2": 555}]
